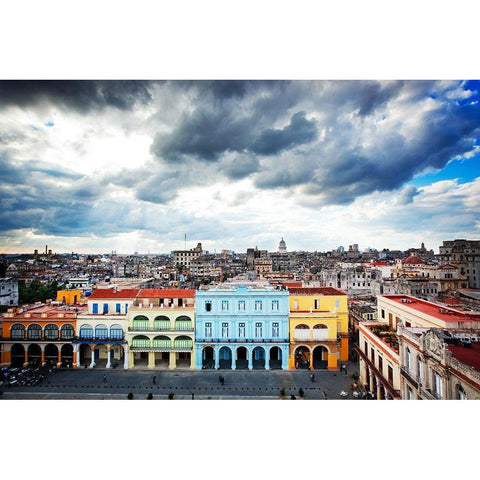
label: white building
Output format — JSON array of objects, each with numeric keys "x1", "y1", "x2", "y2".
[{"x1": 0, "y1": 277, "x2": 19, "y2": 306}]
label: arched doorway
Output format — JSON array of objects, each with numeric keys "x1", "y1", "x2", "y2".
[
  {"x1": 153, "y1": 335, "x2": 170, "y2": 368},
  {"x1": 236, "y1": 346, "x2": 248, "y2": 370},
  {"x1": 252, "y1": 346, "x2": 266, "y2": 370},
  {"x1": 28, "y1": 344, "x2": 42, "y2": 366},
  {"x1": 44, "y1": 344, "x2": 59, "y2": 366},
  {"x1": 312, "y1": 345, "x2": 329, "y2": 369},
  {"x1": 61, "y1": 344, "x2": 73, "y2": 367},
  {"x1": 269, "y1": 346, "x2": 282, "y2": 369},
  {"x1": 79, "y1": 344, "x2": 92, "y2": 367},
  {"x1": 294, "y1": 345, "x2": 311, "y2": 369},
  {"x1": 10, "y1": 344, "x2": 25, "y2": 367},
  {"x1": 94, "y1": 344, "x2": 110, "y2": 367},
  {"x1": 202, "y1": 346, "x2": 214, "y2": 369},
  {"x1": 219, "y1": 346, "x2": 232, "y2": 369},
  {"x1": 174, "y1": 336, "x2": 193, "y2": 368}
]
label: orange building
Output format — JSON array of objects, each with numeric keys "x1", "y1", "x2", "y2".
[
  {"x1": 0, "y1": 304, "x2": 87, "y2": 368},
  {"x1": 56, "y1": 289, "x2": 83, "y2": 305}
]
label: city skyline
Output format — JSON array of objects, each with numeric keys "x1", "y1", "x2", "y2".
[{"x1": 1, "y1": 80, "x2": 480, "y2": 254}]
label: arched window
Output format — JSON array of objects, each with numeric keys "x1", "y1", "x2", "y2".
[
  {"x1": 44, "y1": 324, "x2": 59, "y2": 340},
  {"x1": 406, "y1": 347, "x2": 411, "y2": 372},
  {"x1": 79, "y1": 324, "x2": 94, "y2": 339},
  {"x1": 11, "y1": 324, "x2": 25, "y2": 339},
  {"x1": 60, "y1": 324, "x2": 74, "y2": 340},
  {"x1": 95, "y1": 324, "x2": 108, "y2": 339},
  {"x1": 110, "y1": 324, "x2": 124, "y2": 339},
  {"x1": 175, "y1": 316, "x2": 192, "y2": 331},
  {"x1": 133, "y1": 316, "x2": 149, "y2": 330},
  {"x1": 154, "y1": 316, "x2": 170, "y2": 330},
  {"x1": 27, "y1": 324, "x2": 42, "y2": 340},
  {"x1": 457, "y1": 384, "x2": 467, "y2": 400}
]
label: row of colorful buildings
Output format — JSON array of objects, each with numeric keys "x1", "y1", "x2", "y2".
[{"x1": 0, "y1": 283, "x2": 349, "y2": 371}]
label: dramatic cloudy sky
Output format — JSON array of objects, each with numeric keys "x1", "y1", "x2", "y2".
[{"x1": 1, "y1": 80, "x2": 479, "y2": 254}]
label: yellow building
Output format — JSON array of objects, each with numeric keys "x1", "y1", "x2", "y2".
[
  {"x1": 56, "y1": 289, "x2": 83, "y2": 305},
  {"x1": 288, "y1": 287, "x2": 349, "y2": 370}
]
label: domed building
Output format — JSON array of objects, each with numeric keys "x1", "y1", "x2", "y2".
[
  {"x1": 404, "y1": 254, "x2": 425, "y2": 265},
  {"x1": 278, "y1": 237, "x2": 287, "y2": 253}
]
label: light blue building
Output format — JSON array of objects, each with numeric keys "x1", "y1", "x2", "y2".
[{"x1": 195, "y1": 284, "x2": 289, "y2": 370}]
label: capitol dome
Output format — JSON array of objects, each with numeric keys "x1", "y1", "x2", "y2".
[{"x1": 278, "y1": 237, "x2": 287, "y2": 253}]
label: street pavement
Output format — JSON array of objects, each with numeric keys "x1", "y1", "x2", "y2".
[{"x1": 2, "y1": 361, "x2": 360, "y2": 400}]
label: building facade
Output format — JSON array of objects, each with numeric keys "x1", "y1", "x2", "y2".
[
  {"x1": 195, "y1": 284, "x2": 289, "y2": 370},
  {"x1": 437, "y1": 239, "x2": 480, "y2": 288},
  {"x1": 0, "y1": 277, "x2": 19, "y2": 307},
  {"x1": 288, "y1": 287, "x2": 349, "y2": 370},
  {"x1": 398, "y1": 323, "x2": 480, "y2": 400},
  {"x1": 74, "y1": 288, "x2": 137, "y2": 369},
  {"x1": 126, "y1": 289, "x2": 196, "y2": 369},
  {"x1": 0, "y1": 304, "x2": 84, "y2": 368}
]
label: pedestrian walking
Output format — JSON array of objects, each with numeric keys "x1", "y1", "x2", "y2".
[
  {"x1": 152, "y1": 375, "x2": 156, "y2": 384},
  {"x1": 221, "y1": 375, "x2": 225, "y2": 386},
  {"x1": 218, "y1": 374, "x2": 222, "y2": 384},
  {"x1": 103, "y1": 374, "x2": 107, "y2": 383},
  {"x1": 344, "y1": 365, "x2": 348, "y2": 375},
  {"x1": 310, "y1": 373, "x2": 315, "y2": 383},
  {"x1": 191, "y1": 392, "x2": 194, "y2": 400}
]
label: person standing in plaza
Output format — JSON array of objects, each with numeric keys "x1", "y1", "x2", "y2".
[
  {"x1": 103, "y1": 374, "x2": 107, "y2": 383},
  {"x1": 310, "y1": 373, "x2": 315, "y2": 383},
  {"x1": 152, "y1": 375, "x2": 156, "y2": 385}
]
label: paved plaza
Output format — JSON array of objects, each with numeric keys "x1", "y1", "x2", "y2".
[{"x1": 1, "y1": 361, "x2": 360, "y2": 400}]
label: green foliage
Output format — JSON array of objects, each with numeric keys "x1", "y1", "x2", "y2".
[
  {"x1": 127, "y1": 392, "x2": 134, "y2": 400},
  {"x1": 280, "y1": 388, "x2": 286, "y2": 397},
  {"x1": 168, "y1": 392, "x2": 175, "y2": 400},
  {"x1": 147, "y1": 393, "x2": 153, "y2": 400},
  {"x1": 18, "y1": 280, "x2": 60, "y2": 304}
]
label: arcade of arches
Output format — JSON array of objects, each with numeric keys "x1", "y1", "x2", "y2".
[
  {"x1": 289, "y1": 344, "x2": 339, "y2": 370},
  {"x1": 199, "y1": 345, "x2": 287, "y2": 370}
]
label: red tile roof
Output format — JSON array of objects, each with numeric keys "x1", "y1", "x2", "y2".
[
  {"x1": 281, "y1": 282, "x2": 303, "y2": 288},
  {"x1": 289, "y1": 287, "x2": 347, "y2": 296},
  {"x1": 89, "y1": 288, "x2": 139, "y2": 299},
  {"x1": 138, "y1": 289, "x2": 196, "y2": 298},
  {"x1": 448, "y1": 343, "x2": 480, "y2": 372},
  {"x1": 383, "y1": 295, "x2": 480, "y2": 323}
]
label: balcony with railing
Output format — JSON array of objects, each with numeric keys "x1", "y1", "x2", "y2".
[
  {"x1": 130, "y1": 337, "x2": 193, "y2": 351},
  {"x1": 293, "y1": 327, "x2": 332, "y2": 342},
  {"x1": 400, "y1": 366, "x2": 419, "y2": 389}
]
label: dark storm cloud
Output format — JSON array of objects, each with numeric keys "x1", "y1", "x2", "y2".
[
  {"x1": 0, "y1": 80, "x2": 152, "y2": 111},
  {"x1": 250, "y1": 111, "x2": 317, "y2": 155},
  {"x1": 221, "y1": 156, "x2": 260, "y2": 180}
]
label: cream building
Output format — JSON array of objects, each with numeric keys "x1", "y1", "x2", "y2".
[
  {"x1": 126, "y1": 289, "x2": 196, "y2": 369},
  {"x1": 398, "y1": 323, "x2": 480, "y2": 400}
]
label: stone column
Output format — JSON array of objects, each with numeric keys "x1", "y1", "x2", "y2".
[
  {"x1": 123, "y1": 346, "x2": 129, "y2": 370},
  {"x1": 376, "y1": 382, "x2": 383, "y2": 400},
  {"x1": 231, "y1": 348, "x2": 237, "y2": 370},
  {"x1": 309, "y1": 350, "x2": 314, "y2": 370},
  {"x1": 148, "y1": 351, "x2": 155, "y2": 369},
  {"x1": 214, "y1": 347, "x2": 220, "y2": 369},
  {"x1": 369, "y1": 369, "x2": 375, "y2": 393},
  {"x1": 106, "y1": 344, "x2": 112, "y2": 369},
  {"x1": 24, "y1": 349, "x2": 28, "y2": 367},
  {"x1": 89, "y1": 345, "x2": 96, "y2": 368},
  {"x1": 190, "y1": 347, "x2": 196, "y2": 370},
  {"x1": 41, "y1": 348, "x2": 45, "y2": 366},
  {"x1": 248, "y1": 348, "x2": 253, "y2": 370},
  {"x1": 265, "y1": 348, "x2": 270, "y2": 370},
  {"x1": 169, "y1": 351, "x2": 177, "y2": 369},
  {"x1": 74, "y1": 344, "x2": 80, "y2": 368},
  {"x1": 57, "y1": 347, "x2": 62, "y2": 367}
]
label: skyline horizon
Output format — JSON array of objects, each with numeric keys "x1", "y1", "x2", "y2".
[{"x1": 1, "y1": 80, "x2": 479, "y2": 256}]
